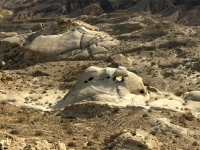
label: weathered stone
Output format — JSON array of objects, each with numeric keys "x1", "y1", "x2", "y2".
[
  {"x1": 31, "y1": 23, "x2": 45, "y2": 32},
  {"x1": 55, "y1": 66, "x2": 149, "y2": 109},
  {"x1": 104, "y1": 129, "x2": 161, "y2": 150}
]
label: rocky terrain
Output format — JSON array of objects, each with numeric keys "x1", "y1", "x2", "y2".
[{"x1": 0, "y1": 0, "x2": 200, "y2": 150}]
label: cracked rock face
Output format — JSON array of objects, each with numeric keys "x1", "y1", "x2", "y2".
[
  {"x1": 0, "y1": 19, "x2": 119, "y2": 68},
  {"x1": 25, "y1": 26, "x2": 119, "y2": 60},
  {"x1": 55, "y1": 66, "x2": 149, "y2": 109}
]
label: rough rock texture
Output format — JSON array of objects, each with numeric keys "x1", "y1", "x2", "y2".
[
  {"x1": 0, "y1": 1, "x2": 200, "y2": 150},
  {"x1": 185, "y1": 91, "x2": 200, "y2": 101},
  {"x1": 31, "y1": 23, "x2": 45, "y2": 32},
  {"x1": 103, "y1": 129, "x2": 161, "y2": 150},
  {"x1": 0, "y1": 134, "x2": 66, "y2": 150},
  {"x1": 0, "y1": 18, "x2": 119, "y2": 68},
  {"x1": 0, "y1": 9, "x2": 13, "y2": 22},
  {"x1": 1, "y1": 0, "x2": 200, "y2": 26},
  {"x1": 56, "y1": 66, "x2": 149, "y2": 109},
  {"x1": 0, "y1": 32, "x2": 17, "y2": 40},
  {"x1": 25, "y1": 26, "x2": 119, "y2": 60}
]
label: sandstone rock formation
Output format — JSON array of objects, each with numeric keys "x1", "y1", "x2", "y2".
[
  {"x1": 0, "y1": 18, "x2": 119, "y2": 68},
  {"x1": 185, "y1": 91, "x2": 200, "y2": 101},
  {"x1": 0, "y1": 32, "x2": 17, "y2": 39},
  {"x1": 25, "y1": 26, "x2": 119, "y2": 60},
  {"x1": 0, "y1": 9, "x2": 13, "y2": 22},
  {"x1": 55, "y1": 66, "x2": 149, "y2": 109},
  {"x1": 104, "y1": 129, "x2": 161, "y2": 150}
]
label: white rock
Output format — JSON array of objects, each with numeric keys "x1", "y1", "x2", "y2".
[
  {"x1": 54, "y1": 66, "x2": 149, "y2": 108},
  {"x1": 25, "y1": 26, "x2": 119, "y2": 60},
  {"x1": 184, "y1": 91, "x2": 200, "y2": 101}
]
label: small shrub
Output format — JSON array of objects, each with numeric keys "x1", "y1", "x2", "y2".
[
  {"x1": 35, "y1": 130, "x2": 44, "y2": 136},
  {"x1": 67, "y1": 129, "x2": 73, "y2": 135},
  {"x1": 174, "y1": 91, "x2": 183, "y2": 97},
  {"x1": 127, "y1": 111, "x2": 134, "y2": 116},
  {"x1": 93, "y1": 133, "x2": 100, "y2": 139},
  {"x1": 67, "y1": 141, "x2": 76, "y2": 147},
  {"x1": 10, "y1": 129, "x2": 20, "y2": 135},
  {"x1": 1, "y1": 100, "x2": 8, "y2": 105},
  {"x1": 112, "y1": 107, "x2": 120, "y2": 113},
  {"x1": 33, "y1": 117, "x2": 40, "y2": 122},
  {"x1": 7, "y1": 99, "x2": 17, "y2": 103},
  {"x1": 17, "y1": 117, "x2": 26, "y2": 123}
]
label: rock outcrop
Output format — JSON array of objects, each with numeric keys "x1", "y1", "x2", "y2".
[
  {"x1": 104, "y1": 129, "x2": 161, "y2": 150},
  {"x1": 55, "y1": 66, "x2": 149, "y2": 109},
  {"x1": 25, "y1": 26, "x2": 119, "y2": 60},
  {"x1": 0, "y1": 18, "x2": 119, "y2": 68},
  {"x1": 0, "y1": 134, "x2": 66, "y2": 150}
]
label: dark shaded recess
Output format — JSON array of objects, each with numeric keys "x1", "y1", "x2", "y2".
[
  {"x1": 100, "y1": 0, "x2": 117, "y2": 13},
  {"x1": 31, "y1": 70, "x2": 50, "y2": 77},
  {"x1": 84, "y1": 81, "x2": 88, "y2": 83},
  {"x1": 173, "y1": 0, "x2": 200, "y2": 6},
  {"x1": 140, "y1": 90, "x2": 144, "y2": 94},
  {"x1": 149, "y1": 0, "x2": 172, "y2": 14},
  {"x1": 88, "y1": 77, "x2": 94, "y2": 81},
  {"x1": 107, "y1": 62, "x2": 119, "y2": 68},
  {"x1": 66, "y1": 0, "x2": 95, "y2": 13},
  {"x1": 131, "y1": 1, "x2": 138, "y2": 5},
  {"x1": 113, "y1": 76, "x2": 116, "y2": 81}
]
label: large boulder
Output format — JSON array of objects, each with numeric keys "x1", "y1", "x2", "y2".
[
  {"x1": 104, "y1": 129, "x2": 161, "y2": 150},
  {"x1": 54, "y1": 66, "x2": 149, "y2": 108},
  {"x1": 25, "y1": 26, "x2": 119, "y2": 60}
]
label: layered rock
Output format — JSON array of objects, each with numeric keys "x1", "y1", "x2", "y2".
[
  {"x1": 55, "y1": 66, "x2": 149, "y2": 109},
  {"x1": 0, "y1": 18, "x2": 119, "y2": 68},
  {"x1": 25, "y1": 26, "x2": 119, "y2": 60}
]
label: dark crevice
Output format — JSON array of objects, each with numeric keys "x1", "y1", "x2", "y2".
[{"x1": 88, "y1": 77, "x2": 94, "y2": 81}]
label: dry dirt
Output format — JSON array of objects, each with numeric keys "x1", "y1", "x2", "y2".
[{"x1": 0, "y1": 101, "x2": 200, "y2": 149}]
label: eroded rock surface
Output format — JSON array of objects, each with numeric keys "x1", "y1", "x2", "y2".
[
  {"x1": 0, "y1": 18, "x2": 119, "y2": 68},
  {"x1": 104, "y1": 129, "x2": 161, "y2": 150},
  {"x1": 55, "y1": 66, "x2": 149, "y2": 109}
]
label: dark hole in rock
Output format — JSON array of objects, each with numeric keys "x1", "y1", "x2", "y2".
[
  {"x1": 84, "y1": 81, "x2": 88, "y2": 83},
  {"x1": 107, "y1": 76, "x2": 110, "y2": 79},
  {"x1": 113, "y1": 76, "x2": 116, "y2": 81},
  {"x1": 131, "y1": 131, "x2": 136, "y2": 136},
  {"x1": 88, "y1": 77, "x2": 94, "y2": 81},
  {"x1": 138, "y1": 145, "x2": 145, "y2": 148},
  {"x1": 140, "y1": 90, "x2": 144, "y2": 94}
]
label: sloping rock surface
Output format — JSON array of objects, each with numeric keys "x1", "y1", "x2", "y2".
[
  {"x1": 56, "y1": 66, "x2": 149, "y2": 109},
  {"x1": 0, "y1": 18, "x2": 119, "y2": 68}
]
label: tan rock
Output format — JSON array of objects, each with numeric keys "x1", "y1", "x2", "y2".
[
  {"x1": 104, "y1": 130, "x2": 161, "y2": 150},
  {"x1": 51, "y1": 22, "x2": 59, "y2": 30},
  {"x1": 0, "y1": 134, "x2": 66, "y2": 150},
  {"x1": 56, "y1": 66, "x2": 149, "y2": 109},
  {"x1": 31, "y1": 23, "x2": 45, "y2": 32}
]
